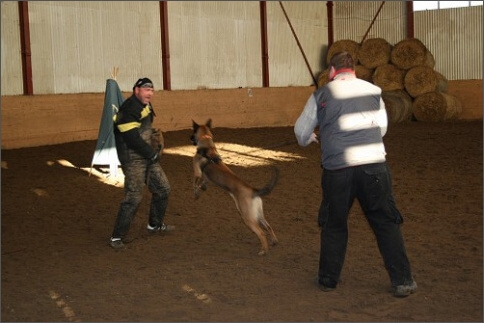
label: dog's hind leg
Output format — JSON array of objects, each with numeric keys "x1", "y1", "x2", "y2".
[
  {"x1": 247, "y1": 197, "x2": 272, "y2": 255},
  {"x1": 247, "y1": 221, "x2": 270, "y2": 256},
  {"x1": 259, "y1": 218, "x2": 278, "y2": 246},
  {"x1": 253, "y1": 197, "x2": 278, "y2": 246},
  {"x1": 233, "y1": 195, "x2": 270, "y2": 256},
  {"x1": 255, "y1": 199, "x2": 278, "y2": 247}
]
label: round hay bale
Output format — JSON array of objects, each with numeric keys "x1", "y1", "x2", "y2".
[
  {"x1": 358, "y1": 38, "x2": 392, "y2": 69},
  {"x1": 326, "y1": 39, "x2": 360, "y2": 65},
  {"x1": 355, "y1": 65, "x2": 373, "y2": 82},
  {"x1": 391, "y1": 38, "x2": 429, "y2": 70},
  {"x1": 372, "y1": 64, "x2": 406, "y2": 91},
  {"x1": 435, "y1": 71, "x2": 449, "y2": 92},
  {"x1": 382, "y1": 89, "x2": 413, "y2": 123},
  {"x1": 442, "y1": 93, "x2": 462, "y2": 120},
  {"x1": 413, "y1": 91, "x2": 462, "y2": 122},
  {"x1": 317, "y1": 69, "x2": 331, "y2": 87},
  {"x1": 404, "y1": 66, "x2": 438, "y2": 98},
  {"x1": 424, "y1": 50, "x2": 435, "y2": 68}
]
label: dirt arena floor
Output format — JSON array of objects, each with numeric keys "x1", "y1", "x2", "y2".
[{"x1": 1, "y1": 120, "x2": 482, "y2": 322}]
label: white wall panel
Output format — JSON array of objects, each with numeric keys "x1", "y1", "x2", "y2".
[
  {"x1": 28, "y1": 2, "x2": 55, "y2": 94},
  {"x1": 28, "y1": 1, "x2": 162, "y2": 94},
  {"x1": 415, "y1": 6, "x2": 482, "y2": 80},
  {"x1": 168, "y1": 1, "x2": 261, "y2": 90},
  {"x1": 1, "y1": 2, "x2": 24, "y2": 95},
  {"x1": 334, "y1": 1, "x2": 406, "y2": 44},
  {"x1": 267, "y1": 1, "x2": 327, "y2": 87},
  {"x1": 1, "y1": 1, "x2": 481, "y2": 95}
]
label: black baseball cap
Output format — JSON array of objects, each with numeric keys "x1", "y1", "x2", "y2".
[{"x1": 133, "y1": 77, "x2": 154, "y2": 91}]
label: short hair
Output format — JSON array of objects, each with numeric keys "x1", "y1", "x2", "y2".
[{"x1": 329, "y1": 51, "x2": 354, "y2": 70}]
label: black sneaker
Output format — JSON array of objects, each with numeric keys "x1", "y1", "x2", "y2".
[
  {"x1": 147, "y1": 223, "x2": 175, "y2": 233},
  {"x1": 109, "y1": 237, "x2": 125, "y2": 249},
  {"x1": 315, "y1": 277, "x2": 336, "y2": 292},
  {"x1": 393, "y1": 280, "x2": 417, "y2": 297}
]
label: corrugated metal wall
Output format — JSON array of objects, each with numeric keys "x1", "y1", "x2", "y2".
[
  {"x1": 333, "y1": 1, "x2": 407, "y2": 45},
  {"x1": 27, "y1": 1, "x2": 163, "y2": 94},
  {"x1": 168, "y1": 1, "x2": 262, "y2": 90},
  {"x1": 267, "y1": 1, "x2": 327, "y2": 87},
  {"x1": 1, "y1": 1, "x2": 482, "y2": 95},
  {"x1": 414, "y1": 6, "x2": 482, "y2": 80},
  {"x1": 332, "y1": 2, "x2": 482, "y2": 80},
  {"x1": 1, "y1": 2, "x2": 24, "y2": 95}
]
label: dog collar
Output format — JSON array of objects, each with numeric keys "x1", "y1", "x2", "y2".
[{"x1": 197, "y1": 148, "x2": 222, "y2": 164}]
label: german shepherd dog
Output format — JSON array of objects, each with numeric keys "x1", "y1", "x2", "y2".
[{"x1": 190, "y1": 119, "x2": 279, "y2": 255}]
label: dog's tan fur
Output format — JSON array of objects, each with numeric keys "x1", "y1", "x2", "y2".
[{"x1": 191, "y1": 119, "x2": 279, "y2": 256}]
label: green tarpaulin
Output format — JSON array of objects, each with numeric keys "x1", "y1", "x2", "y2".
[{"x1": 90, "y1": 78, "x2": 124, "y2": 176}]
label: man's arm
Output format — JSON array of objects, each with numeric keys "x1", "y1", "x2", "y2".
[
  {"x1": 376, "y1": 97, "x2": 388, "y2": 137},
  {"x1": 116, "y1": 105, "x2": 158, "y2": 159},
  {"x1": 294, "y1": 94, "x2": 319, "y2": 146},
  {"x1": 121, "y1": 128, "x2": 158, "y2": 159}
]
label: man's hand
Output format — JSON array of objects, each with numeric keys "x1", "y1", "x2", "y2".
[
  {"x1": 151, "y1": 128, "x2": 164, "y2": 153},
  {"x1": 307, "y1": 132, "x2": 319, "y2": 145}
]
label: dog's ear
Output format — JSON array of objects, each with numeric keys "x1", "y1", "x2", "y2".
[
  {"x1": 192, "y1": 120, "x2": 199, "y2": 131},
  {"x1": 206, "y1": 118, "x2": 212, "y2": 129}
]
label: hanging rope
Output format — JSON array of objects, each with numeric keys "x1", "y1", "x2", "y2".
[
  {"x1": 278, "y1": 1, "x2": 318, "y2": 88},
  {"x1": 360, "y1": 2, "x2": 386, "y2": 44}
]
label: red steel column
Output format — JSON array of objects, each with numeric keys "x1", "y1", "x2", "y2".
[
  {"x1": 19, "y1": 1, "x2": 33, "y2": 95},
  {"x1": 326, "y1": 1, "x2": 334, "y2": 49},
  {"x1": 406, "y1": 1, "x2": 414, "y2": 38},
  {"x1": 260, "y1": 1, "x2": 269, "y2": 87},
  {"x1": 160, "y1": 1, "x2": 171, "y2": 90}
]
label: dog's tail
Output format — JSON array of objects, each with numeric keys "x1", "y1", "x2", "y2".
[{"x1": 254, "y1": 166, "x2": 279, "y2": 197}]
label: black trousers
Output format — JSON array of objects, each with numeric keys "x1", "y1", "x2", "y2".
[{"x1": 318, "y1": 162, "x2": 413, "y2": 288}]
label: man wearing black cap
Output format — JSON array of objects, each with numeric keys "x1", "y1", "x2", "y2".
[{"x1": 109, "y1": 77, "x2": 174, "y2": 249}]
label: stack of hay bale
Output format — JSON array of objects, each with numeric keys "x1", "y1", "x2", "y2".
[{"x1": 318, "y1": 38, "x2": 462, "y2": 122}]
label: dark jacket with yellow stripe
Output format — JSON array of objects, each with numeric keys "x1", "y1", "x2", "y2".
[{"x1": 114, "y1": 94, "x2": 158, "y2": 165}]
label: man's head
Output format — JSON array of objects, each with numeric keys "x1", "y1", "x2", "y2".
[
  {"x1": 329, "y1": 51, "x2": 355, "y2": 70},
  {"x1": 328, "y1": 51, "x2": 355, "y2": 80},
  {"x1": 133, "y1": 77, "x2": 154, "y2": 104}
]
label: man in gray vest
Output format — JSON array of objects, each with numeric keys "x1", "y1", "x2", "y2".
[{"x1": 294, "y1": 52, "x2": 416, "y2": 297}]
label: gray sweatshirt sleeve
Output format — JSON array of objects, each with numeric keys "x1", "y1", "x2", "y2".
[
  {"x1": 294, "y1": 94, "x2": 319, "y2": 146},
  {"x1": 377, "y1": 97, "x2": 388, "y2": 137}
]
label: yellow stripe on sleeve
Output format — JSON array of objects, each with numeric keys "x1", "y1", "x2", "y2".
[
  {"x1": 141, "y1": 105, "x2": 151, "y2": 118},
  {"x1": 117, "y1": 121, "x2": 141, "y2": 132}
]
